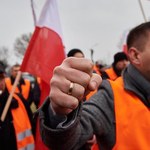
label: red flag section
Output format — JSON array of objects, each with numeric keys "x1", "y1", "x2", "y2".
[
  {"x1": 122, "y1": 44, "x2": 128, "y2": 55},
  {"x1": 20, "y1": 0, "x2": 66, "y2": 149},
  {"x1": 21, "y1": 26, "x2": 65, "y2": 84}
]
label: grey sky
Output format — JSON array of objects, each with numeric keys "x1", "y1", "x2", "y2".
[{"x1": 0, "y1": 0, "x2": 150, "y2": 64}]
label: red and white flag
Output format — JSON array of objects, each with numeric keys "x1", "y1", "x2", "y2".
[
  {"x1": 20, "y1": 0, "x2": 66, "y2": 149},
  {"x1": 21, "y1": 0, "x2": 66, "y2": 84}
]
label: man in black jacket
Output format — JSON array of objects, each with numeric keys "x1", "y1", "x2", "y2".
[{"x1": 0, "y1": 67, "x2": 34, "y2": 150}]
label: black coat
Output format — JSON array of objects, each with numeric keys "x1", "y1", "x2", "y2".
[{"x1": 0, "y1": 88, "x2": 34, "y2": 150}]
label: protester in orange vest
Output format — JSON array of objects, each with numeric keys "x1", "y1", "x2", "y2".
[
  {"x1": 0, "y1": 66, "x2": 34, "y2": 149},
  {"x1": 5, "y1": 64, "x2": 33, "y2": 104},
  {"x1": 38, "y1": 22, "x2": 150, "y2": 149},
  {"x1": 101, "y1": 51, "x2": 129, "y2": 80}
]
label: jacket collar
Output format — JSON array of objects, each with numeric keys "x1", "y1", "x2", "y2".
[{"x1": 123, "y1": 64, "x2": 150, "y2": 107}]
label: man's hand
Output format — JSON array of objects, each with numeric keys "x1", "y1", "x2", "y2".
[{"x1": 49, "y1": 57, "x2": 102, "y2": 115}]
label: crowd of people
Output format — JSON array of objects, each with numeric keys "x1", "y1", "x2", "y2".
[
  {"x1": 0, "y1": 63, "x2": 41, "y2": 149},
  {"x1": 0, "y1": 21, "x2": 150, "y2": 150}
]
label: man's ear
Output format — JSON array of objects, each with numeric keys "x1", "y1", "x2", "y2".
[{"x1": 128, "y1": 47, "x2": 141, "y2": 65}]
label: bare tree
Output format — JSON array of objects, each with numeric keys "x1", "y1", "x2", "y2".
[
  {"x1": 13, "y1": 33, "x2": 32, "y2": 59},
  {"x1": 0, "y1": 46, "x2": 9, "y2": 68}
]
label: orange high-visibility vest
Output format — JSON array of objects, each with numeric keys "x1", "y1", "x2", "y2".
[
  {"x1": 105, "y1": 67, "x2": 118, "y2": 81},
  {"x1": 93, "y1": 65, "x2": 101, "y2": 75},
  {"x1": 5, "y1": 78, "x2": 30, "y2": 100},
  {"x1": 109, "y1": 77, "x2": 150, "y2": 150},
  {"x1": 12, "y1": 94, "x2": 34, "y2": 149},
  {"x1": 37, "y1": 77, "x2": 41, "y2": 85}
]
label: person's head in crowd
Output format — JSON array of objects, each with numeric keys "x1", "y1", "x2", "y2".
[
  {"x1": 127, "y1": 22, "x2": 150, "y2": 81},
  {"x1": 10, "y1": 64, "x2": 21, "y2": 79},
  {"x1": 0, "y1": 66, "x2": 6, "y2": 95},
  {"x1": 112, "y1": 52, "x2": 129, "y2": 76},
  {"x1": 67, "y1": 48, "x2": 85, "y2": 58}
]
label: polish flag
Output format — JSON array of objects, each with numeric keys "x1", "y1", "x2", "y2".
[
  {"x1": 21, "y1": 0, "x2": 66, "y2": 85},
  {"x1": 20, "y1": 0, "x2": 66, "y2": 149}
]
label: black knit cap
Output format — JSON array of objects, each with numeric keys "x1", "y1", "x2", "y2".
[
  {"x1": 67, "y1": 48, "x2": 84, "y2": 57},
  {"x1": 113, "y1": 52, "x2": 128, "y2": 64}
]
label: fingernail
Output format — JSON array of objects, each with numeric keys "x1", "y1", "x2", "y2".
[{"x1": 91, "y1": 81, "x2": 97, "y2": 89}]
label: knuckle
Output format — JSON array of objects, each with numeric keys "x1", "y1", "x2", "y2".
[
  {"x1": 63, "y1": 57, "x2": 73, "y2": 65},
  {"x1": 89, "y1": 60, "x2": 94, "y2": 69},
  {"x1": 83, "y1": 75, "x2": 91, "y2": 86},
  {"x1": 53, "y1": 66, "x2": 60, "y2": 74},
  {"x1": 70, "y1": 99, "x2": 79, "y2": 109},
  {"x1": 50, "y1": 78, "x2": 57, "y2": 87},
  {"x1": 86, "y1": 60, "x2": 93, "y2": 71},
  {"x1": 77, "y1": 87, "x2": 85, "y2": 99},
  {"x1": 53, "y1": 66, "x2": 65, "y2": 75}
]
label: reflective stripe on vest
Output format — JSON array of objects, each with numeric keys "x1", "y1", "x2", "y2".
[
  {"x1": 17, "y1": 129, "x2": 33, "y2": 141},
  {"x1": 109, "y1": 77, "x2": 150, "y2": 150},
  {"x1": 5, "y1": 78, "x2": 30, "y2": 100},
  {"x1": 12, "y1": 94, "x2": 34, "y2": 149},
  {"x1": 105, "y1": 67, "x2": 118, "y2": 80},
  {"x1": 19, "y1": 143, "x2": 34, "y2": 150}
]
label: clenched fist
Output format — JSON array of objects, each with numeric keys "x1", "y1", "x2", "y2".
[{"x1": 49, "y1": 57, "x2": 102, "y2": 115}]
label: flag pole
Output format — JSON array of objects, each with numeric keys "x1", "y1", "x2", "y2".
[
  {"x1": 1, "y1": 71, "x2": 22, "y2": 121},
  {"x1": 138, "y1": 0, "x2": 147, "y2": 22},
  {"x1": 90, "y1": 49, "x2": 94, "y2": 63},
  {"x1": 30, "y1": 0, "x2": 37, "y2": 26}
]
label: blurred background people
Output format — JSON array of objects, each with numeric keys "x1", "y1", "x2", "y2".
[
  {"x1": 5, "y1": 64, "x2": 32, "y2": 102},
  {"x1": 0, "y1": 66, "x2": 34, "y2": 149},
  {"x1": 101, "y1": 52, "x2": 129, "y2": 80},
  {"x1": 67, "y1": 48, "x2": 85, "y2": 58}
]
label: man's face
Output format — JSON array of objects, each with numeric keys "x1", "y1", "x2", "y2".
[
  {"x1": 115, "y1": 59, "x2": 129, "y2": 72},
  {"x1": 137, "y1": 34, "x2": 150, "y2": 82},
  {"x1": 11, "y1": 66, "x2": 20, "y2": 78}
]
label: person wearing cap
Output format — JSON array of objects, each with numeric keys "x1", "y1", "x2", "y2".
[
  {"x1": 101, "y1": 52, "x2": 129, "y2": 80},
  {"x1": 0, "y1": 67, "x2": 34, "y2": 149}
]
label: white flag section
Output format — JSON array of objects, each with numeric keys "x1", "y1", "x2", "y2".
[{"x1": 37, "y1": 0, "x2": 63, "y2": 39}]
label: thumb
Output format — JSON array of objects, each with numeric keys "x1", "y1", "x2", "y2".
[{"x1": 88, "y1": 73, "x2": 102, "y2": 91}]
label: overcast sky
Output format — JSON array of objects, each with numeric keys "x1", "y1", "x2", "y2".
[{"x1": 0, "y1": 0, "x2": 150, "y2": 65}]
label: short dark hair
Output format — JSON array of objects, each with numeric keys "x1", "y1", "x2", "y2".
[
  {"x1": 113, "y1": 52, "x2": 128, "y2": 65},
  {"x1": 67, "y1": 49, "x2": 84, "y2": 57},
  {"x1": 127, "y1": 22, "x2": 150, "y2": 51}
]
